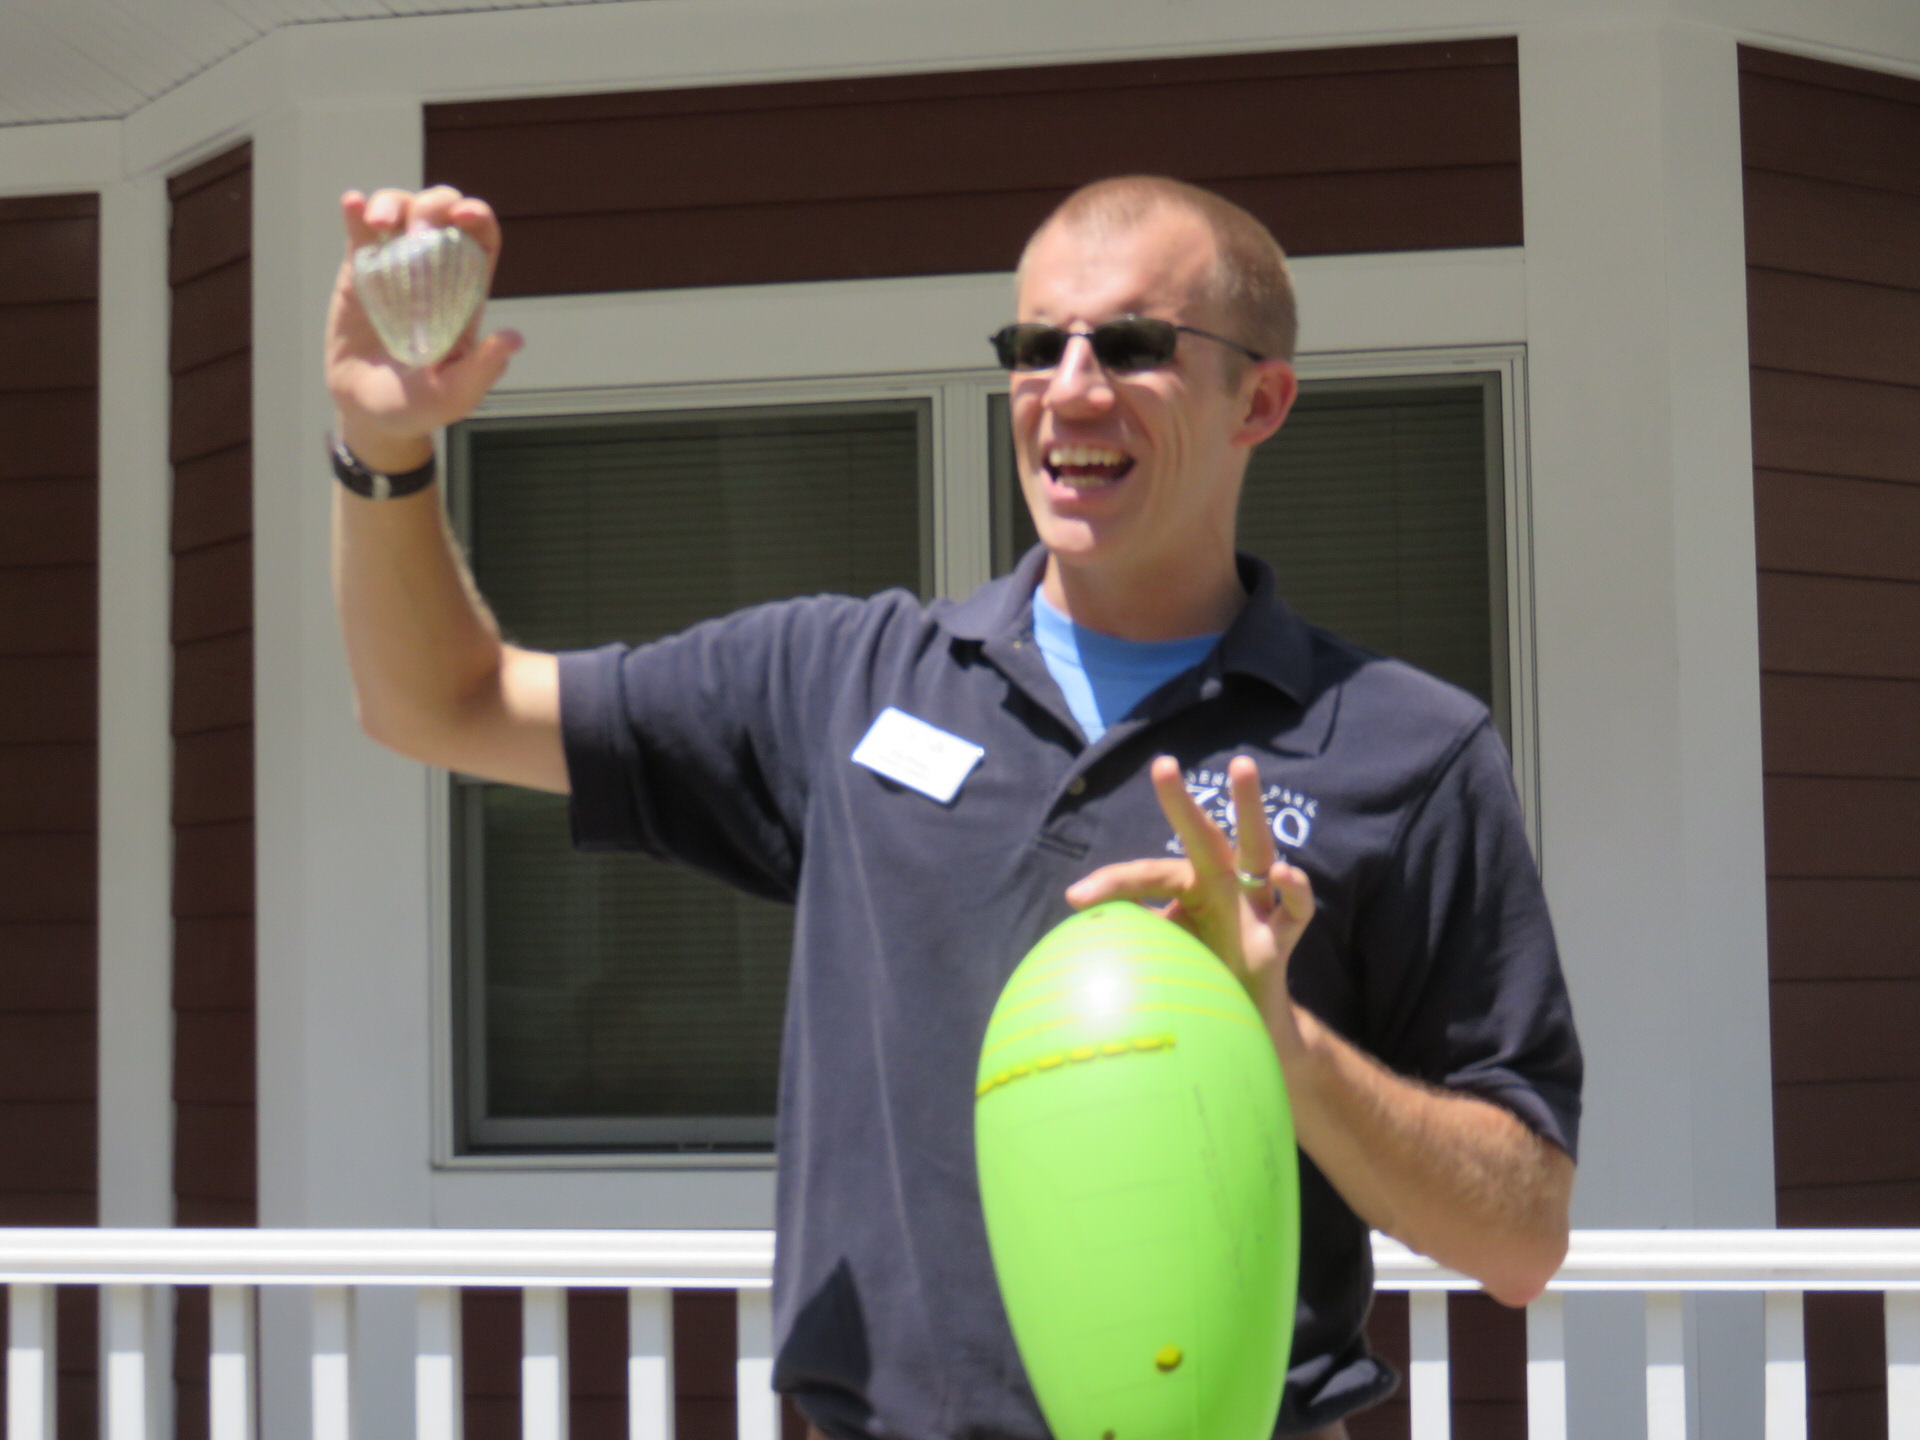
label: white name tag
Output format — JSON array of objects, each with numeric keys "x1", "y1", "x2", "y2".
[{"x1": 851, "y1": 707, "x2": 985, "y2": 805}]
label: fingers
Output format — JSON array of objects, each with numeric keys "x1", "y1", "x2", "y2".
[
  {"x1": 1228, "y1": 754, "x2": 1277, "y2": 889},
  {"x1": 1065, "y1": 857, "x2": 1193, "y2": 911},
  {"x1": 341, "y1": 191, "x2": 379, "y2": 250},
  {"x1": 433, "y1": 327, "x2": 524, "y2": 405},
  {"x1": 343, "y1": 187, "x2": 502, "y2": 258},
  {"x1": 1267, "y1": 860, "x2": 1316, "y2": 929},
  {"x1": 1148, "y1": 755, "x2": 1237, "y2": 882}
]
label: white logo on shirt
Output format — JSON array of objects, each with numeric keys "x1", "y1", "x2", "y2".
[{"x1": 1169, "y1": 766, "x2": 1318, "y2": 855}]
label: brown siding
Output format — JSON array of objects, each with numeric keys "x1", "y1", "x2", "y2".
[
  {"x1": 1744, "y1": 44, "x2": 1920, "y2": 1440},
  {"x1": 426, "y1": 39, "x2": 1522, "y2": 298},
  {"x1": 0, "y1": 191, "x2": 99, "y2": 1440},
  {"x1": 168, "y1": 142, "x2": 253, "y2": 1440}
]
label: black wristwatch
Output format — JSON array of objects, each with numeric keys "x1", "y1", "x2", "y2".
[{"x1": 329, "y1": 434, "x2": 438, "y2": 500}]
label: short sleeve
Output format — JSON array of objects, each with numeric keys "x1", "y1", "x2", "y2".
[
  {"x1": 556, "y1": 594, "x2": 874, "y2": 903},
  {"x1": 1355, "y1": 718, "x2": 1583, "y2": 1159}
]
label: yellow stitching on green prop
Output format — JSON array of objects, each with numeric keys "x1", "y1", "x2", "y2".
[{"x1": 975, "y1": 1036, "x2": 1176, "y2": 1100}]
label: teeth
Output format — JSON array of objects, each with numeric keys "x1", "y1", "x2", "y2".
[{"x1": 1047, "y1": 445, "x2": 1127, "y2": 469}]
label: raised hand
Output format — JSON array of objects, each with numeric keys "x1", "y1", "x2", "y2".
[
  {"x1": 326, "y1": 186, "x2": 522, "y2": 472},
  {"x1": 1065, "y1": 754, "x2": 1316, "y2": 1062}
]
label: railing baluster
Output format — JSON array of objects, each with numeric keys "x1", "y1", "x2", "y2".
[
  {"x1": 7, "y1": 1283, "x2": 56, "y2": 1440},
  {"x1": 736, "y1": 1289, "x2": 775, "y2": 1440},
  {"x1": 1408, "y1": 1291, "x2": 1451, "y2": 1440},
  {"x1": 1764, "y1": 1290, "x2": 1807, "y2": 1440},
  {"x1": 312, "y1": 1286, "x2": 354, "y2": 1440},
  {"x1": 1526, "y1": 1293, "x2": 1568, "y2": 1440},
  {"x1": 522, "y1": 1287, "x2": 569, "y2": 1440},
  {"x1": 104, "y1": 1284, "x2": 151, "y2": 1440},
  {"x1": 209, "y1": 1285, "x2": 255, "y2": 1440},
  {"x1": 1889, "y1": 1291, "x2": 1920, "y2": 1439},
  {"x1": 1646, "y1": 1292, "x2": 1687, "y2": 1440},
  {"x1": 628, "y1": 1287, "x2": 674, "y2": 1440},
  {"x1": 415, "y1": 1287, "x2": 462, "y2": 1440}
]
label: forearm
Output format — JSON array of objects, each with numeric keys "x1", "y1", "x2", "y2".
[
  {"x1": 1281, "y1": 1005, "x2": 1573, "y2": 1306},
  {"x1": 331, "y1": 437, "x2": 510, "y2": 757}
]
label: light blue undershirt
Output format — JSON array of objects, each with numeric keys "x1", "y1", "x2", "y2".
[{"x1": 1031, "y1": 586, "x2": 1221, "y2": 743}]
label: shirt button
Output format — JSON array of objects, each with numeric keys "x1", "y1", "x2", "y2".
[{"x1": 1066, "y1": 776, "x2": 1087, "y2": 796}]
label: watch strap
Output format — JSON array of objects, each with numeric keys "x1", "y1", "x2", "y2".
[{"x1": 330, "y1": 435, "x2": 438, "y2": 500}]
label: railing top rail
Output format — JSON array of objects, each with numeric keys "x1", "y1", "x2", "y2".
[
  {"x1": 0, "y1": 1228, "x2": 775, "y2": 1288},
  {"x1": 1375, "y1": 1230, "x2": 1920, "y2": 1292},
  {"x1": 4, "y1": 1228, "x2": 1920, "y2": 1291}
]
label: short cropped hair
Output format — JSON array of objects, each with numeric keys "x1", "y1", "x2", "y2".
[{"x1": 1020, "y1": 176, "x2": 1298, "y2": 364}]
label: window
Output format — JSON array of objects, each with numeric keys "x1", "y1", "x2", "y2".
[
  {"x1": 449, "y1": 401, "x2": 929, "y2": 1152},
  {"x1": 446, "y1": 351, "x2": 1528, "y2": 1160}
]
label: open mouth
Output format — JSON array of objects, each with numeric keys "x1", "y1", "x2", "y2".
[{"x1": 1045, "y1": 444, "x2": 1134, "y2": 488}]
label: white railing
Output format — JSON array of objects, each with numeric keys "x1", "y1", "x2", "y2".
[{"x1": 4, "y1": 1229, "x2": 1920, "y2": 1440}]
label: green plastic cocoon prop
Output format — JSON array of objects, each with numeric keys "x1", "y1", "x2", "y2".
[{"x1": 975, "y1": 901, "x2": 1300, "y2": 1440}]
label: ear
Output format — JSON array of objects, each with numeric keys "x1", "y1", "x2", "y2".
[{"x1": 1232, "y1": 359, "x2": 1298, "y2": 449}]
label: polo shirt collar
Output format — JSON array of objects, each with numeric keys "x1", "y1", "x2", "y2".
[{"x1": 938, "y1": 547, "x2": 1314, "y2": 707}]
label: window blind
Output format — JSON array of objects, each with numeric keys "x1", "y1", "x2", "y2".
[{"x1": 457, "y1": 404, "x2": 927, "y2": 1148}]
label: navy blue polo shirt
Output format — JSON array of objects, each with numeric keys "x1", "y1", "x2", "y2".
[{"x1": 558, "y1": 548, "x2": 1582, "y2": 1440}]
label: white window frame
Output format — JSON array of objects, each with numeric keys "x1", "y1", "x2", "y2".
[{"x1": 424, "y1": 253, "x2": 1535, "y2": 1185}]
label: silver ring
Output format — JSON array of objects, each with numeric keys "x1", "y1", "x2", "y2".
[{"x1": 1236, "y1": 868, "x2": 1272, "y2": 894}]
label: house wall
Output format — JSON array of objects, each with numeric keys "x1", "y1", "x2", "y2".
[
  {"x1": 1741, "y1": 43, "x2": 1920, "y2": 1440},
  {"x1": 0, "y1": 190, "x2": 102, "y2": 1440}
]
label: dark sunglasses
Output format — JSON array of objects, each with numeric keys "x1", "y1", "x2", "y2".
[{"x1": 990, "y1": 316, "x2": 1265, "y2": 373}]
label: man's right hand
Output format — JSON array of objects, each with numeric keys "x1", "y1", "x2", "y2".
[{"x1": 326, "y1": 185, "x2": 523, "y2": 473}]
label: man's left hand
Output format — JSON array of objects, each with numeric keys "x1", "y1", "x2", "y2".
[{"x1": 1065, "y1": 753, "x2": 1316, "y2": 1066}]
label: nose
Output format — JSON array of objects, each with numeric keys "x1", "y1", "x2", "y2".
[{"x1": 1042, "y1": 333, "x2": 1115, "y2": 413}]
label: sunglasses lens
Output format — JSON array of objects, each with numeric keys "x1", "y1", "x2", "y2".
[
  {"x1": 992, "y1": 324, "x2": 1066, "y2": 370},
  {"x1": 1090, "y1": 318, "x2": 1177, "y2": 372},
  {"x1": 991, "y1": 318, "x2": 1179, "y2": 371}
]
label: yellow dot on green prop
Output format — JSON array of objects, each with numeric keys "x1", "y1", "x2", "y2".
[
  {"x1": 1155, "y1": 1344, "x2": 1183, "y2": 1372},
  {"x1": 1070, "y1": 1046, "x2": 1096, "y2": 1062},
  {"x1": 1037, "y1": 1054, "x2": 1064, "y2": 1070}
]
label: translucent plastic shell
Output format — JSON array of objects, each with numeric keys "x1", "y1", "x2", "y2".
[{"x1": 351, "y1": 225, "x2": 488, "y2": 368}]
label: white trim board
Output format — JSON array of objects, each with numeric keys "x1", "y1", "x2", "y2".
[
  {"x1": 95, "y1": 175, "x2": 177, "y2": 1230},
  {"x1": 484, "y1": 250, "x2": 1527, "y2": 397},
  {"x1": 0, "y1": 121, "x2": 119, "y2": 195}
]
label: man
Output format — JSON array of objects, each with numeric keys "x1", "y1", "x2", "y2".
[{"x1": 327, "y1": 175, "x2": 1580, "y2": 1439}]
